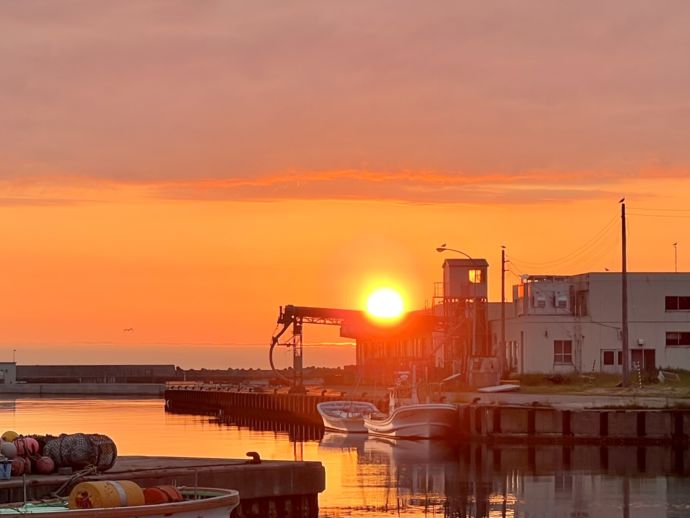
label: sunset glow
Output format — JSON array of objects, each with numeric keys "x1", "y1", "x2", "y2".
[
  {"x1": 366, "y1": 288, "x2": 405, "y2": 321},
  {"x1": 1, "y1": 3, "x2": 690, "y2": 368}
]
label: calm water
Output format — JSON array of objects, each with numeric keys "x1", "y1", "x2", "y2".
[{"x1": 2, "y1": 397, "x2": 690, "y2": 517}]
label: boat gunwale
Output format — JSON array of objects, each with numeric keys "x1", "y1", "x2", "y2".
[{"x1": 0, "y1": 487, "x2": 239, "y2": 518}]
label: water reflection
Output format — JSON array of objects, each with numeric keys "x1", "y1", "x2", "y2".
[
  {"x1": 3, "y1": 397, "x2": 690, "y2": 517},
  {"x1": 317, "y1": 432, "x2": 690, "y2": 518}
]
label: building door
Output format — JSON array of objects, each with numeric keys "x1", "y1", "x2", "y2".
[{"x1": 631, "y1": 349, "x2": 656, "y2": 373}]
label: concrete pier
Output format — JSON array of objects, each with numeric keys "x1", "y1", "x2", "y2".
[
  {"x1": 166, "y1": 385, "x2": 690, "y2": 444},
  {"x1": 460, "y1": 404, "x2": 690, "y2": 444},
  {"x1": 0, "y1": 456, "x2": 325, "y2": 518},
  {"x1": 165, "y1": 385, "x2": 386, "y2": 425}
]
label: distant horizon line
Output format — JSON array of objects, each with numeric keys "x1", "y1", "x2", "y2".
[{"x1": 0, "y1": 341, "x2": 356, "y2": 348}]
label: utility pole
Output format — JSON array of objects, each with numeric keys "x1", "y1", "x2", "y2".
[
  {"x1": 500, "y1": 245, "x2": 507, "y2": 376},
  {"x1": 674, "y1": 242, "x2": 678, "y2": 272},
  {"x1": 621, "y1": 200, "x2": 629, "y2": 387}
]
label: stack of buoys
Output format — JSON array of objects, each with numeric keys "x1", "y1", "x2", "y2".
[
  {"x1": 0, "y1": 430, "x2": 57, "y2": 477},
  {"x1": 68, "y1": 481, "x2": 145, "y2": 509},
  {"x1": 43, "y1": 433, "x2": 117, "y2": 471}
]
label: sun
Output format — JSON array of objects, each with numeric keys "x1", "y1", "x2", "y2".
[{"x1": 366, "y1": 288, "x2": 405, "y2": 321}]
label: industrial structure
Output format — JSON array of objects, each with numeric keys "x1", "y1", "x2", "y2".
[
  {"x1": 271, "y1": 257, "x2": 496, "y2": 388},
  {"x1": 14, "y1": 364, "x2": 177, "y2": 383},
  {"x1": 0, "y1": 362, "x2": 16, "y2": 384},
  {"x1": 270, "y1": 238, "x2": 690, "y2": 388}
]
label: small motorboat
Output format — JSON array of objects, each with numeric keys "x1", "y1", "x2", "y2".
[
  {"x1": 363, "y1": 377, "x2": 458, "y2": 439},
  {"x1": 0, "y1": 486, "x2": 240, "y2": 518},
  {"x1": 363, "y1": 403, "x2": 458, "y2": 439},
  {"x1": 316, "y1": 401, "x2": 379, "y2": 433}
]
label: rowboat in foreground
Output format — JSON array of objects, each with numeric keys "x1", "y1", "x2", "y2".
[
  {"x1": 316, "y1": 401, "x2": 379, "y2": 433},
  {"x1": 0, "y1": 487, "x2": 240, "y2": 518}
]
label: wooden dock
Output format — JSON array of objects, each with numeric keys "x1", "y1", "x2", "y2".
[{"x1": 0, "y1": 456, "x2": 325, "y2": 518}]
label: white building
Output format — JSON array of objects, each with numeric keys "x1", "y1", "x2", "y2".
[{"x1": 489, "y1": 273, "x2": 690, "y2": 374}]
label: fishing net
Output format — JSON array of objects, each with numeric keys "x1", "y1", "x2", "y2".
[{"x1": 43, "y1": 433, "x2": 117, "y2": 471}]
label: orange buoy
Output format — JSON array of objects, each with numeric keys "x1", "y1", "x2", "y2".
[
  {"x1": 68, "y1": 481, "x2": 144, "y2": 509},
  {"x1": 14, "y1": 437, "x2": 39, "y2": 457},
  {"x1": 143, "y1": 486, "x2": 183, "y2": 505},
  {"x1": 10, "y1": 458, "x2": 24, "y2": 477},
  {"x1": 34, "y1": 456, "x2": 55, "y2": 474}
]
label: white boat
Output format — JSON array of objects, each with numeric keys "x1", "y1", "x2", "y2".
[
  {"x1": 363, "y1": 402, "x2": 458, "y2": 439},
  {"x1": 363, "y1": 374, "x2": 458, "y2": 439},
  {"x1": 477, "y1": 384, "x2": 520, "y2": 393},
  {"x1": 0, "y1": 487, "x2": 239, "y2": 518},
  {"x1": 316, "y1": 400, "x2": 379, "y2": 433}
]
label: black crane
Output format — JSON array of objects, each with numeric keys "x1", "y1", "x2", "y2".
[{"x1": 270, "y1": 305, "x2": 363, "y2": 393}]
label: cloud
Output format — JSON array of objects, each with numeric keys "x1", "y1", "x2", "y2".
[
  {"x1": 0, "y1": 169, "x2": 625, "y2": 206},
  {"x1": 2, "y1": 1, "x2": 690, "y2": 186},
  {"x1": 146, "y1": 169, "x2": 623, "y2": 204},
  {"x1": 1, "y1": 165, "x2": 686, "y2": 206}
]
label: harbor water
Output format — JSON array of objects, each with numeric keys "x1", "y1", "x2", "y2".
[{"x1": 2, "y1": 396, "x2": 690, "y2": 517}]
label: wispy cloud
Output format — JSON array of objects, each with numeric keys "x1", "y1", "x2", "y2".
[
  {"x1": 148, "y1": 169, "x2": 621, "y2": 204},
  {"x1": 0, "y1": 168, "x2": 657, "y2": 206}
]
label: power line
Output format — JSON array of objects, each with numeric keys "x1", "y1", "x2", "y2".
[
  {"x1": 628, "y1": 212, "x2": 690, "y2": 219},
  {"x1": 507, "y1": 215, "x2": 618, "y2": 269},
  {"x1": 628, "y1": 206, "x2": 690, "y2": 213}
]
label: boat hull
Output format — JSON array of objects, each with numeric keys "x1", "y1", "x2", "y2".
[
  {"x1": 0, "y1": 487, "x2": 239, "y2": 518},
  {"x1": 317, "y1": 401, "x2": 379, "y2": 433},
  {"x1": 363, "y1": 404, "x2": 457, "y2": 439}
]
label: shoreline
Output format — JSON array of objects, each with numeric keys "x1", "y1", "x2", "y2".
[{"x1": 0, "y1": 383, "x2": 164, "y2": 396}]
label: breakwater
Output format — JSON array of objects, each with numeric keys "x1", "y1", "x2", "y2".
[
  {"x1": 166, "y1": 385, "x2": 690, "y2": 444},
  {"x1": 165, "y1": 385, "x2": 386, "y2": 425},
  {"x1": 462, "y1": 404, "x2": 690, "y2": 444}
]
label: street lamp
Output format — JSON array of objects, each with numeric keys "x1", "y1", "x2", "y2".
[
  {"x1": 436, "y1": 246, "x2": 474, "y2": 262},
  {"x1": 436, "y1": 245, "x2": 479, "y2": 373}
]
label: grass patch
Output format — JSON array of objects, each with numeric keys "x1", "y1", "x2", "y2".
[
  {"x1": 513, "y1": 372, "x2": 622, "y2": 393},
  {"x1": 511, "y1": 369, "x2": 690, "y2": 396}
]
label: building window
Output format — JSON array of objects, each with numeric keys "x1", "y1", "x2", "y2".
[
  {"x1": 469, "y1": 269, "x2": 482, "y2": 284},
  {"x1": 665, "y1": 296, "x2": 690, "y2": 311},
  {"x1": 603, "y1": 351, "x2": 614, "y2": 365},
  {"x1": 554, "y1": 340, "x2": 573, "y2": 364},
  {"x1": 666, "y1": 332, "x2": 690, "y2": 346},
  {"x1": 602, "y1": 350, "x2": 623, "y2": 365}
]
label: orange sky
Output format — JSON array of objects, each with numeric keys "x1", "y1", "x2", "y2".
[{"x1": 1, "y1": 2, "x2": 689, "y2": 367}]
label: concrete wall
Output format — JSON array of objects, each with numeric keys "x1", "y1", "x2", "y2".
[
  {"x1": 461, "y1": 404, "x2": 690, "y2": 444},
  {"x1": 17, "y1": 364, "x2": 177, "y2": 382}
]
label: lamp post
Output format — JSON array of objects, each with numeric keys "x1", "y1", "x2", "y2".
[{"x1": 436, "y1": 246, "x2": 479, "y2": 373}]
